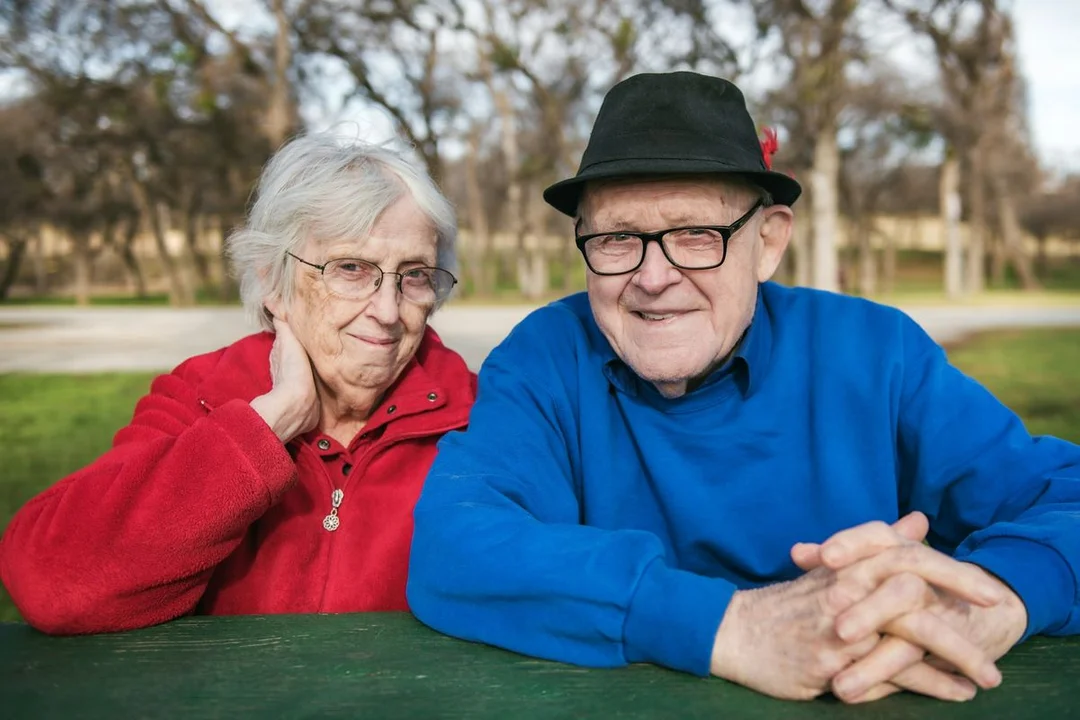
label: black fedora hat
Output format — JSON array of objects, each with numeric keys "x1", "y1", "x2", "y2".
[{"x1": 543, "y1": 71, "x2": 802, "y2": 217}]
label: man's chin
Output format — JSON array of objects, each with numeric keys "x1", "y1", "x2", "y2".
[{"x1": 627, "y1": 361, "x2": 707, "y2": 397}]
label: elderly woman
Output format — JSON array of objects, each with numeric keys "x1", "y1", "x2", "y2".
[{"x1": 0, "y1": 133, "x2": 476, "y2": 634}]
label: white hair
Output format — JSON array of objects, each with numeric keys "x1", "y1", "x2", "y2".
[{"x1": 227, "y1": 132, "x2": 458, "y2": 331}]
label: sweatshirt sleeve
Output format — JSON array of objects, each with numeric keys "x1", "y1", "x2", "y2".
[
  {"x1": 407, "y1": 307, "x2": 735, "y2": 676},
  {"x1": 0, "y1": 359, "x2": 297, "y2": 635},
  {"x1": 895, "y1": 319, "x2": 1080, "y2": 640}
]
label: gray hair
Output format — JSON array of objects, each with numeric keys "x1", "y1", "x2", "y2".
[{"x1": 227, "y1": 132, "x2": 458, "y2": 331}]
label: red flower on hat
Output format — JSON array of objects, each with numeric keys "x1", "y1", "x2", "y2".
[{"x1": 760, "y1": 127, "x2": 779, "y2": 170}]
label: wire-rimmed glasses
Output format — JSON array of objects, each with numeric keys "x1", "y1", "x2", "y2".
[{"x1": 287, "y1": 252, "x2": 457, "y2": 305}]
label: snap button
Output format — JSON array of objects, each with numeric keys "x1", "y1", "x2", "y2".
[
  {"x1": 427, "y1": 392, "x2": 438, "y2": 402},
  {"x1": 387, "y1": 405, "x2": 397, "y2": 414},
  {"x1": 317, "y1": 439, "x2": 331, "y2": 450}
]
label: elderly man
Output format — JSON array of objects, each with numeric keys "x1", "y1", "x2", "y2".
[{"x1": 406, "y1": 71, "x2": 1080, "y2": 703}]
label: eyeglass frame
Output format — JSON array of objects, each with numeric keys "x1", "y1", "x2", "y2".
[
  {"x1": 285, "y1": 252, "x2": 458, "y2": 304},
  {"x1": 573, "y1": 199, "x2": 765, "y2": 276}
]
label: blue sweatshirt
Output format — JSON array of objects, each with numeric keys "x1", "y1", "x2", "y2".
[{"x1": 408, "y1": 282, "x2": 1080, "y2": 676}]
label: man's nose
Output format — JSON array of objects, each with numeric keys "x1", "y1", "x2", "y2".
[{"x1": 631, "y1": 240, "x2": 682, "y2": 293}]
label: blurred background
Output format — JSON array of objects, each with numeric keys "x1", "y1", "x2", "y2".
[
  {"x1": 1, "y1": 0, "x2": 1078, "y2": 305},
  {"x1": 1, "y1": 0, "x2": 1079, "y2": 620}
]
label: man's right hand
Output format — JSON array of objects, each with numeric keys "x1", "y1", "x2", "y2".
[
  {"x1": 250, "y1": 317, "x2": 320, "y2": 443},
  {"x1": 709, "y1": 534, "x2": 1005, "y2": 701}
]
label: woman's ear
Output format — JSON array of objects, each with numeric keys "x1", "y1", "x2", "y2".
[{"x1": 264, "y1": 295, "x2": 286, "y2": 322}]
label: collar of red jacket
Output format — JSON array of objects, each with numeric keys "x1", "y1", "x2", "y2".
[{"x1": 193, "y1": 325, "x2": 476, "y2": 435}]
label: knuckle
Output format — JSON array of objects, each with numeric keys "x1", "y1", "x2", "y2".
[
  {"x1": 811, "y1": 648, "x2": 849, "y2": 681},
  {"x1": 867, "y1": 520, "x2": 890, "y2": 535},
  {"x1": 825, "y1": 581, "x2": 860, "y2": 613},
  {"x1": 893, "y1": 571, "x2": 927, "y2": 599},
  {"x1": 897, "y1": 610, "x2": 935, "y2": 640}
]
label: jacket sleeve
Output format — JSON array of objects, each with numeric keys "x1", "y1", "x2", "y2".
[
  {"x1": 407, "y1": 309, "x2": 735, "y2": 677},
  {"x1": 896, "y1": 319, "x2": 1080, "y2": 640},
  {"x1": 0, "y1": 359, "x2": 297, "y2": 634}
]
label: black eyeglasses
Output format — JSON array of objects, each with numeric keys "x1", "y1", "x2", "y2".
[
  {"x1": 286, "y1": 252, "x2": 457, "y2": 305},
  {"x1": 574, "y1": 199, "x2": 764, "y2": 276}
]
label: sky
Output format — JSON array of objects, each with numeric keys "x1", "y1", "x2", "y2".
[{"x1": 1012, "y1": 0, "x2": 1080, "y2": 173}]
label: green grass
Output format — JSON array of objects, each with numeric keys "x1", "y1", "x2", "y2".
[
  {"x1": 0, "y1": 373, "x2": 155, "y2": 622},
  {"x1": 0, "y1": 327, "x2": 1078, "y2": 624},
  {"x1": 946, "y1": 329, "x2": 1080, "y2": 441}
]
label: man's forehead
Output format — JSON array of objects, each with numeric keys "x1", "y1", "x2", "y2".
[{"x1": 582, "y1": 176, "x2": 754, "y2": 223}]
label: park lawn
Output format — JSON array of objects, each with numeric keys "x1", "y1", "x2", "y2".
[
  {"x1": 1, "y1": 327, "x2": 1078, "y2": 623},
  {"x1": 0, "y1": 373, "x2": 156, "y2": 622},
  {"x1": 945, "y1": 328, "x2": 1080, "y2": 441}
]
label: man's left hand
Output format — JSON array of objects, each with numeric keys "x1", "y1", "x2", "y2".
[{"x1": 792, "y1": 516, "x2": 1028, "y2": 703}]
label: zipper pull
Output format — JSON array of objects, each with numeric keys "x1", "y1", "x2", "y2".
[{"x1": 323, "y1": 488, "x2": 344, "y2": 532}]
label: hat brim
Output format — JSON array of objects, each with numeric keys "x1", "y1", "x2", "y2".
[{"x1": 543, "y1": 159, "x2": 802, "y2": 217}]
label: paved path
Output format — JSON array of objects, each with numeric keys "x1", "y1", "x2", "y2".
[{"x1": 1, "y1": 301, "x2": 1079, "y2": 373}]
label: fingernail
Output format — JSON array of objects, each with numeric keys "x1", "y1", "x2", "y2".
[
  {"x1": 835, "y1": 620, "x2": 858, "y2": 642},
  {"x1": 952, "y1": 683, "x2": 977, "y2": 702},
  {"x1": 822, "y1": 545, "x2": 843, "y2": 565},
  {"x1": 981, "y1": 665, "x2": 1002, "y2": 688},
  {"x1": 834, "y1": 674, "x2": 860, "y2": 698}
]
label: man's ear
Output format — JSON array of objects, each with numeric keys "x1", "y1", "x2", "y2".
[{"x1": 755, "y1": 205, "x2": 793, "y2": 283}]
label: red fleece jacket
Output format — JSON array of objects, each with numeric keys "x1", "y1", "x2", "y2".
[{"x1": 0, "y1": 327, "x2": 476, "y2": 634}]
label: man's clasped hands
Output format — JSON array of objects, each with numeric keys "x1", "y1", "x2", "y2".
[{"x1": 711, "y1": 512, "x2": 1028, "y2": 703}]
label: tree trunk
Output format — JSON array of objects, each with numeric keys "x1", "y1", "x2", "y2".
[
  {"x1": 880, "y1": 224, "x2": 898, "y2": 295},
  {"x1": 516, "y1": 186, "x2": 548, "y2": 300},
  {"x1": 993, "y1": 177, "x2": 1041, "y2": 290},
  {"x1": 217, "y1": 214, "x2": 242, "y2": 303},
  {"x1": 857, "y1": 217, "x2": 877, "y2": 296},
  {"x1": 529, "y1": 192, "x2": 550, "y2": 299},
  {"x1": 0, "y1": 236, "x2": 28, "y2": 301},
  {"x1": 1035, "y1": 235, "x2": 1048, "y2": 277},
  {"x1": 493, "y1": 95, "x2": 530, "y2": 298},
  {"x1": 560, "y1": 214, "x2": 578, "y2": 292},
  {"x1": 184, "y1": 205, "x2": 212, "y2": 287},
  {"x1": 463, "y1": 126, "x2": 493, "y2": 297},
  {"x1": 118, "y1": 215, "x2": 147, "y2": 298},
  {"x1": 265, "y1": 0, "x2": 294, "y2": 149},
  {"x1": 811, "y1": 130, "x2": 840, "y2": 292},
  {"x1": 71, "y1": 232, "x2": 93, "y2": 306},
  {"x1": 940, "y1": 152, "x2": 964, "y2": 299},
  {"x1": 792, "y1": 189, "x2": 812, "y2": 287},
  {"x1": 32, "y1": 233, "x2": 48, "y2": 295},
  {"x1": 147, "y1": 197, "x2": 193, "y2": 307},
  {"x1": 989, "y1": 231, "x2": 1006, "y2": 287},
  {"x1": 965, "y1": 147, "x2": 986, "y2": 294}
]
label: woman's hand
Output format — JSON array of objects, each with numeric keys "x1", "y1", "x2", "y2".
[{"x1": 250, "y1": 317, "x2": 320, "y2": 443}]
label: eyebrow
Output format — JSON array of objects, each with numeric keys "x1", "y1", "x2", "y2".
[{"x1": 326, "y1": 252, "x2": 434, "y2": 265}]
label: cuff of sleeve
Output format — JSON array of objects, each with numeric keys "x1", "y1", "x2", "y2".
[
  {"x1": 623, "y1": 559, "x2": 737, "y2": 676},
  {"x1": 958, "y1": 538, "x2": 1075, "y2": 641},
  {"x1": 209, "y1": 399, "x2": 297, "y2": 504}
]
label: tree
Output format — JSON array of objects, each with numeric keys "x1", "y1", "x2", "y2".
[
  {"x1": 750, "y1": 0, "x2": 862, "y2": 292},
  {"x1": 885, "y1": 0, "x2": 1038, "y2": 293}
]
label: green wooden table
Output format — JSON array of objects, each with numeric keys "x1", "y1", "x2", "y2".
[{"x1": 1, "y1": 613, "x2": 1078, "y2": 718}]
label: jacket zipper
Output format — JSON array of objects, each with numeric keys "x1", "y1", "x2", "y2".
[
  {"x1": 310, "y1": 417, "x2": 469, "y2": 533},
  {"x1": 322, "y1": 488, "x2": 344, "y2": 532}
]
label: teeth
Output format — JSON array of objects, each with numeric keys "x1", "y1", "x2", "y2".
[{"x1": 638, "y1": 312, "x2": 674, "y2": 321}]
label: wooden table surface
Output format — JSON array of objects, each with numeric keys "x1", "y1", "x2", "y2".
[{"x1": 2, "y1": 613, "x2": 1078, "y2": 718}]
